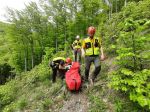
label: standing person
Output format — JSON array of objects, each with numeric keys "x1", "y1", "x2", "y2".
[
  {"x1": 82, "y1": 26, "x2": 105, "y2": 85},
  {"x1": 72, "y1": 35, "x2": 82, "y2": 63},
  {"x1": 49, "y1": 57, "x2": 72, "y2": 83}
]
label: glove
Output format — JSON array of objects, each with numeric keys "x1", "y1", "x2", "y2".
[{"x1": 65, "y1": 65, "x2": 72, "y2": 70}]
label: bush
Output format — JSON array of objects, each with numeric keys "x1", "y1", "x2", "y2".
[
  {"x1": 108, "y1": 0, "x2": 150, "y2": 110},
  {"x1": 110, "y1": 69, "x2": 150, "y2": 109}
]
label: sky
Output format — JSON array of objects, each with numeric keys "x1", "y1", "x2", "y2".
[{"x1": 0, "y1": 0, "x2": 37, "y2": 22}]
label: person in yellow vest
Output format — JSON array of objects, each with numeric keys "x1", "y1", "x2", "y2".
[
  {"x1": 72, "y1": 35, "x2": 82, "y2": 63},
  {"x1": 49, "y1": 57, "x2": 72, "y2": 83},
  {"x1": 81, "y1": 26, "x2": 105, "y2": 85}
]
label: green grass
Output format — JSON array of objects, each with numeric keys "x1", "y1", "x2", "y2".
[
  {"x1": 0, "y1": 55, "x2": 147, "y2": 112},
  {"x1": 0, "y1": 61, "x2": 66, "y2": 112}
]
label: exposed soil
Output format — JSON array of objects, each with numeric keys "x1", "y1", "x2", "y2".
[
  {"x1": 59, "y1": 91, "x2": 89, "y2": 112},
  {"x1": 57, "y1": 57, "x2": 116, "y2": 112}
]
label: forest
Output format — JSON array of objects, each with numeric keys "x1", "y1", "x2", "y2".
[{"x1": 0, "y1": 0, "x2": 150, "y2": 111}]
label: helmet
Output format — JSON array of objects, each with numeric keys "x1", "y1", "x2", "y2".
[
  {"x1": 66, "y1": 57, "x2": 72, "y2": 64},
  {"x1": 76, "y1": 35, "x2": 80, "y2": 39},
  {"x1": 88, "y1": 26, "x2": 96, "y2": 36}
]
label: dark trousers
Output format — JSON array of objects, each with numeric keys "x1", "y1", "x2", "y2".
[
  {"x1": 74, "y1": 49, "x2": 81, "y2": 62},
  {"x1": 52, "y1": 68, "x2": 57, "y2": 83},
  {"x1": 85, "y1": 56, "x2": 101, "y2": 81},
  {"x1": 51, "y1": 68, "x2": 66, "y2": 83},
  {"x1": 50, "y1": 62, "x2": 66, "y2": 83}
]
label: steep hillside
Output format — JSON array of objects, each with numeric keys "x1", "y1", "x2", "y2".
[
  {"x1": 0, "y1": 0, "x2": 150, "y2": 111},
  {"x1": 0, "y1": 57, "x2": 146, "y2": 112}
]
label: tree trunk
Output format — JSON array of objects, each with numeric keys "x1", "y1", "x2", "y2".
[
  {"x1": 30, "y1": 39, "x2": 34, "y2": 69},
  {"x1": 104, "y1": 0, "x2": 113, "y2": 19},
  {"x1": 63, "y1": 4, "x2": 67, "y2": 56},
  {"x1": 37, "y1": 34, "x2": 44, "y2": 62},
  {"x1": 22, "y1": 38, "x2": 28, "y2": 71},
  {"x1": 55, "y1": 24, "x2": 58, "y2": 52},
  {"x1": 139, "y1": 58, "x2": 143, "y2": 70},
  {"x1": 40, "y1": 36, "x2": 44, "y2": 61},
  {"x1": 64, "y1": 25, "x2": 67, "y2": 56},
  {"x1": 106, "y1": 0, "x2": 112, "y2": 19},
  {"x1": 109, "y1": 4, "x2": 112, "y2": 19},
  {"x1": 124, "y1": 0, "x2": 127, "y2": 7},
  {"x1": 115, "y1": 0, "x2": 118, "y2": 13},
  {"x1": 104, "y1": 0, "x2": 110, "y2": 6},
  {"x1": 24, "y1": 50, "x2": 27, "y2": 72}
]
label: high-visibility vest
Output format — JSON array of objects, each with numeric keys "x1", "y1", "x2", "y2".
[
  {"x1": 72, "y1": 40, "x2": 82, "y2": 49},
  {"x1": 51, "y1": 57, "x2": 65, "y2": 68},
  {"x1": 83, "y1": 37, "x2": 101, "y2": 56},
  {"x1": 53, "y1": 57, "x2": 65, "y2": 62}
]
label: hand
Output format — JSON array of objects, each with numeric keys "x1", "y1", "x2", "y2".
[
  {"x1": 65, "y1": 65, "x2": 72, "y2": 70},
  {"x1": 100, "y1": 54, "x2": 105, "y2": 61},
  {"x1": 81, "y1": 49, "x2": 85, "y2": 58},
  {"x1": 82, "y1": 52, "x2": 85, "y2": 58}
]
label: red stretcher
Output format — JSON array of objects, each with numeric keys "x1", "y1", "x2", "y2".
[{"x1": 65, "y1": 62, "x2": 81, "y2": 91}]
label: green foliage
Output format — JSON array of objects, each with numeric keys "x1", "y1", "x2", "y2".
[
  {"x1": 0, "y1": 81, "x2": 20, "y2": 112},
  {"x1": 2, "y1": 97, "x2": 28, "y2": 112},
  {"x1": 3, "y1": 2, "x2": 56, "y2": 73},
  {"x1": 0, "y1": 46, "x2": 69, "y2": 111},
  {"x1": 114, "y1": 98, "x2": 123, "y2": 112},
  {"x1": 0, "y1": 0, "x2": 107, "y2": 74},
  {"x1": 0, "y1": 22, "x2": 13, "y2": 84},
  {"x1": 110, "y1": 69, "x2": 150, "y2": 109},
  {"x1": 89, "y1": 95, "x2": 107, "y2": 112},
  {"x1": 0, "y1": 22, "x2": 9, "y2": 64},
  {"x1": 105, "y1": 0, "x2": 150, "y2": 110},
  {"x1": 1, "y1": 0, "x2": 150, "y2": 111},
  {"x1": 16, "y1": 98, "x2": 28, "y2": 110},
  {"x1": 0, "y1": 56, "x2": 48, "y2": 111},
  {"x1": 41, "y1": 98, "x2": 53, "y2": 110},
  {"x1": 0, "y1": 0, "x2": 109, "y2": 74}
]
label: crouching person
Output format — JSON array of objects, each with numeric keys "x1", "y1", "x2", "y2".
[{"x1": 49, "y1": 57, "x2": 72, "y2": 83}]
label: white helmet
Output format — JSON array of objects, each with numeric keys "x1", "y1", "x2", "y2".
[{"x1": 76, "y1": 35, "x2": 80, "y2": 39}]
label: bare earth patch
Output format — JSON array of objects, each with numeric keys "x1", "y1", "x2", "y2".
[{"x1": 59, "y1": 91, "x2": 89, "y2": 112}]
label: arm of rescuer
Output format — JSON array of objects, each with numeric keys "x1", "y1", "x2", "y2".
[
  {"x1": 81, "y1": 39, "x2": 86, "y2": 57},
  {"x1": 99, "y1": 38, "x2": 105, "y2": 61},
  {"x1": 71, "y1": 41, "x2": 75, "y2": 50},
  {"x1": 58, "y1": 60, "x2": 66, "y2": 69},
  {"x1": 59, "y1": 60, "x2": 72, "y2": 71},
  {"x1": 70, "y1": 42, "x2": 74, "y2": 50},
  {"x1": 100, "y1": 46, "x2": 105, "y2": 61}
]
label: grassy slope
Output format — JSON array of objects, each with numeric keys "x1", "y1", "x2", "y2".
[
  {"x1": 86, "y1": 57, "x2": 145, "y2": 112},
  {"x1": 0, "y1": 56, "x2": 66, "y2": 112},
  {"x1": 0, "y1": 56, "x2": 146, "y2": 112}
]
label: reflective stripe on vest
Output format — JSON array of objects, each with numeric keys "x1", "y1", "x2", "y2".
[
  {"x1": 53, "y1": 57, "x2": 65, "y2": 61},
  {"x1": 73, "y1": 40, "x2": 81, "y2": 49},
  {"x1": 84, "y1": 37, "x2": 100, "y2": 56}
]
